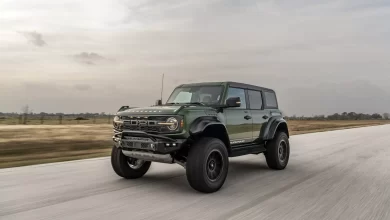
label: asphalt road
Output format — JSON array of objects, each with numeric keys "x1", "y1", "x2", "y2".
[{"x1": 1, "y1": 125, "x2": 390, "y2": 220}]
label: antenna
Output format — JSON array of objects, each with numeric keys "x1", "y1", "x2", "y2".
[{"x1": 160, "y1": 73, "x2": 164, "y2": 102}]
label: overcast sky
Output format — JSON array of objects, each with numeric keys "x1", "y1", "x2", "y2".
[{"x1": 1, "y1": 0, "x2": 390, "y2": 115}]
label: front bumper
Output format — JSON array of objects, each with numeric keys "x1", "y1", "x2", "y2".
[{"x1": 113, "y1": 130, "x2": 185, "y2": 154}]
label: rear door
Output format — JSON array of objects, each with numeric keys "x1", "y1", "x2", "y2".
[
  {"x1": 247, "y1": 89, "x2": 271, "y2": 142},
  {"x1": 223, "y1": 87, "x2": 253, "y2": 144}
]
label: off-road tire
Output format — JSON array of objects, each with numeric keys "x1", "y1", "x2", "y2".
[
  {"x1": 186, "y1": 137, "x2": 229, "y2": 193},
  {"x1": 111, "y1": 146, "x2": 151, "y2": 179},
  {"x1": 265, "y1": 131, "x2": 290, "y2": 170},
  {"x1": 111, "y1": 146, "x2": 124, "y2": 177}
]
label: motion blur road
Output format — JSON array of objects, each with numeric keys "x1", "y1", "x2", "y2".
[{"x1": 1, "y1": 125, "x2": 390, "y2": 220}]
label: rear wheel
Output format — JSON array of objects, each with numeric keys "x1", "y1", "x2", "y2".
[
  {"x1": 264, "y1": 131, "x2": 290, "y2": 170},
  {"x1": 111, "y1": 146, "x2": 151, "y2": 179},
  {"x1": 186, "y1": 137, "x2": 229, "y2": 193}
]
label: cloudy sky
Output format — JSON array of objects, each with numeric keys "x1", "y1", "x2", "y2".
[{"x1": 1, "y1": 0, "x2": 390, "y2": 115}]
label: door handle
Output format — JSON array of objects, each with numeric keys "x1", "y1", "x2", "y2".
[
  {"x1": 244, "y1": 115, "x2": 252, "y2": 120},
  {"x1": 262, "y1": 115, "x2": 269, "y2": 119}
]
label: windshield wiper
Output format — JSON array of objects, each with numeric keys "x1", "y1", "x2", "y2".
[
  {"x1": 185, "y1": 102, "x2": 205, "y2": 106},
  {"x1": 165, "y1": 102, "x2": 181, "y2": 105}
]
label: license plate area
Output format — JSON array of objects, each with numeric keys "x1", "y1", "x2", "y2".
[
  {"x1": 121, "y1": 135, "x2": 156, "y2": 151},
  {"x1": 122, "y1": 141, "x2": 156, "y2": 150}
]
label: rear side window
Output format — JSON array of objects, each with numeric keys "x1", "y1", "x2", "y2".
[
  {"x1": 264, "y1": 91, "x2": 278, "y2": 108},
  {"x1": 248, "y1": 90, "x2": 263, "y2": 109}
]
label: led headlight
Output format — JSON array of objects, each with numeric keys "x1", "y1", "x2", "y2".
[
  {"x1": 166, "y1": 117, "x2": 178, "y2": 131},
  {"x1": 113, "y1": 116, "x2": 123, "y2": 129},
  {"x1": 158, "y1": 117, "x2": 179, "y2": 131},
  {"x1": 113, "y1": 116, "x2": 123, "y2": 123}
]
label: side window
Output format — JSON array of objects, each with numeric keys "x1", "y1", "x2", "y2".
[
  {"x1": 225, "y1": 87, "x2": 246, "y2": 109},
  {"x1": 248, "y1": 90, "x2": 263, "y2": 109},
  {"x1": 264, "y1": 91, "x2": 278, "y2": 108}
]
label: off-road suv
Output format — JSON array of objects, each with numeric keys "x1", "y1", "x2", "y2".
[{"x1": 111, "y1": 81, "x2": 290, "y2": 193}]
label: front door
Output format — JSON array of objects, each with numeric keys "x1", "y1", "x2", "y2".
[{"x1": 223, "y1": 87, "x2": 253, "y2": 144}]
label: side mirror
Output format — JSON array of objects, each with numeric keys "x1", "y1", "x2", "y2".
[
  {"x1": 226, "y1": 97, "x2": 241, "y2": 108},
  {"x1": 155, "y1": 99, "x2": 162, "y2": 106}
]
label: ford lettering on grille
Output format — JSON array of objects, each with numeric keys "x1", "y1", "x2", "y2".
[
  {"x1": 128, "y1": 120, "x2": 158, "y2": 126},
  {"x1": 122, "y1": 118, "x2": 166, "y2": 132}
]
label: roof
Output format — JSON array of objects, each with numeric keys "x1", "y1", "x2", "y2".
[
  {"x1": 227, "y1": 81, "x2": 275, "y2": 92},
  {"x1": 178, "y1": 82, "x2": 225, "y2": 87},
  {"x1": 178, "y1": 81, "x2": 275, "y2": 93}
]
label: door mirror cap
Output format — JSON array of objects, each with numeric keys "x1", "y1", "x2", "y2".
[
  {"x1": 226, "y1": 97, "x2": 241, "y2": 108},
  {"x1": 155, "y1": 99, "x2": 162, "y2": 106}
]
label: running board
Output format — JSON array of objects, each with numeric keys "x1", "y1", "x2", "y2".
[{"x1": 230, "y1": 143, "x2": 266, "y2": 157}]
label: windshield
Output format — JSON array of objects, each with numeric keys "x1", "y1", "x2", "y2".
[{"x1": 166, "y1": 86, "x2": 224, "y2": 105}]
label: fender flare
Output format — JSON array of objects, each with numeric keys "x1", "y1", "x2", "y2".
[
  {"x1": 189, "y1": 116, "x2": 231, "y2": 153},
  {"x1": 188, "y1": 116, "x2": 223, "y2": 135},
  {"x1": 262, "y1": 116, "x2": 289, "y2": 140}
]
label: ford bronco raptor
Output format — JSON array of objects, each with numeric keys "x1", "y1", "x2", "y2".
[{"x1": 111, "y1": 81, "x2": 290, "y2": 193}]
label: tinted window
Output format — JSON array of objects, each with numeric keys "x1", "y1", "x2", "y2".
[
  {"x1": 264, "y1": 91, "x2": 278, "y2": 108},
  {"x1": 248, "y1": 90, "x2": 263, "y2": 109},
  {"x1": 225, "y1": 87, "x2": 246, "y2": 109}
]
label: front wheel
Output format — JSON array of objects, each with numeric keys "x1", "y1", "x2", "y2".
[
  {"x1": 186, "y1": 137, "x2": 229, "y2": 193},
  {"x1": 111, "y1": 146, "x2": 151, "y2": 179},
  {"x1": 264, "y1": 131, "x2": 290, "y2": 170}
]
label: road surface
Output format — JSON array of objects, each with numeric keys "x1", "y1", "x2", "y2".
[{"x1": 1, "y1": 125, "x2": 390, "y2": 220}]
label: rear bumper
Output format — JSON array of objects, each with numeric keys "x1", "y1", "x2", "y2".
[{"x1": 113, "y1": 130, "x2": 186, "y2": 154}]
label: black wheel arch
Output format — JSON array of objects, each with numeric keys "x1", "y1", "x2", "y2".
[
  {"x1": 262, "y1": 116, "x2": 289, "y2": 141},
  {"x1": 189, "y1": 116, "x2": 232, "y2": 155}
]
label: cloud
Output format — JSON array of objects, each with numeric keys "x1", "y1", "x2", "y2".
[
  {"x1": 1, "y1": 0, "x2": 390, "y2": 114},
  {"x1": 19, "y1": 31, "x2": 47, "y2": 47},
  {"x1": 72, "y1": 52, "x2": 107, "y2": 65},
  {"x1": 73, "y1": 84, "x2": 92, "y2": 91},
  {"x1": 278, "y1": 80, "x2": 390, "y2": 115}
]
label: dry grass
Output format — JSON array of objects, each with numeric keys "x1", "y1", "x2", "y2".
[
  {"x1": 0, "y1": 125, "x2": 113, "y2": 168},
  {"x1": 0, "y1": 117, "x2": 112, "y2": 125},
  {"x1": 0, "y1": 120, "x2": 389, "y2": 168},
  {"x1": 288, "y1": 120, "x2": 390, "y2": 135}
]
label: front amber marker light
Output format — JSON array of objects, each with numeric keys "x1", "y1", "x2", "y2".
[{"x1": 180, "y1": 119, "x2": 184, "y2": 128}]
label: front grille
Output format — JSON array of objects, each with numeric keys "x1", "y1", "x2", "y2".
[{"x1": 120, "y1": 116, "x2": 172, "y2": 133}]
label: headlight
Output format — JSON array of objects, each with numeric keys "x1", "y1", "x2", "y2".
[
  {"x1": 113, "y1": 116, "x2": 122, "y2": 123},
  {"x1": 158, "y1": 117, "x2": 179, "y2": 131},
  {"x1": 166, "y1": 117, "x2": 178, "y2": 131},
  {"x1": 113, "y1": 116, "x2": 123, "y2": 129}
]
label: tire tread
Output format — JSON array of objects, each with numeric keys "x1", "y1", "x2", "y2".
[
  {"x1": 111, "y1": 146, "x2": 151, "y2": 179},
  {"x1": 265, "y1": 131, "x2": 290, "y2": 170},
  {"x1": 186, "y1": 137, "x2": 229, "y2": 193}
]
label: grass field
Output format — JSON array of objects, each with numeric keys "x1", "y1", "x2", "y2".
[
  {"x1": 0, "y1": 120, "x2": 389, "y2": 168},
  {"x1": 0, "y1": 116, "x2": 113, "y2": 125}
]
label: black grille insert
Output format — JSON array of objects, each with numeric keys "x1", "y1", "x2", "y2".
[{"x1": 121, "y1": 116, "x2": 171, "y2": 133}]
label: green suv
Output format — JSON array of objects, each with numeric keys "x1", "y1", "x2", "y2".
[{"x1": 111, "y1": 81, "x2": 290, "y2": 193}]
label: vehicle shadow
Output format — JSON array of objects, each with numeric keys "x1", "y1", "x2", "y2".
[
  {"x1": 114, "y1": 158, "x2": 276, "y2": 195},
  {"x1": 229, "y1": 159, "x2": 269, "y2": 171}
]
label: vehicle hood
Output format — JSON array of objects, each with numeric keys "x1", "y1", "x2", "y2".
[
  {"x1": 117, "y1": 106, "x2": 183, "y2": 116},
  {"x1": 116, "y1": 105, "x2": 216, "y2": 116}
]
